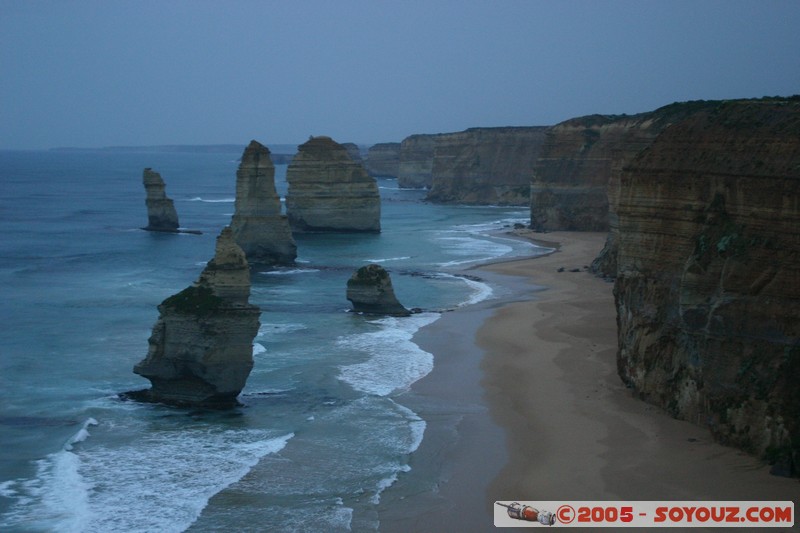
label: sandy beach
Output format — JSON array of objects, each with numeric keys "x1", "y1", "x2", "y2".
[{"x1": 379, "y1": 231, "x2": 797, "y2": 532}]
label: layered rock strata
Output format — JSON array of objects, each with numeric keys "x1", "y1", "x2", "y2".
[
  {"x1": 341, "y1": 142, "x2": 364, "y2": 164},
  {"x1": 286, "y1": 136, "x2": 380, "y2": 233},
  {"x1": 346, "y1": 264, "x2": 410, "y2": 316},
  {"x1": 230, "y1": 140, "x2": 297, "y2": 265},
  {"x1": 142, "y1": 168, "x2": 180, "y2": 232},
  {"x1": 365, "y1": 142, "x2": 401, "y2": 178},
  {"x1": 426, "y1": 127, "x2": 549, "y2": 205},
  {"x1": 131, "y1": 227, "x2": 261, "y2": 407},
  {"x1": 397, "y1": 134, "x2": 441, "y2": 188},
  {"x1": 613, "y1": 98, "x2": 800, "y2": 474}
]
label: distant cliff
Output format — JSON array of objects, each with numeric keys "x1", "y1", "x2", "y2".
[
  {"x1": 426, "y1": 127, "x2": 548, "y2": 205},
  {"x1": 365, "y1": 142, "x2": 401, "y2": 178},
  {"x1": 398, "y1": 134, "x2": 441, "y2": 188},
  {"x1": 613, "y1": 98, "x2": 800, "y2": 475}
]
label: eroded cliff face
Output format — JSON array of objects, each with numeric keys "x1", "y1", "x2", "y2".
[
  {"x1": 614, "y1": 98, "x2": 800, "y2": 473},
  {"x1": 286, "y1": 136, "x2": 380, "y2": 233},
  {"x1": 230, "y1": 140, "x2": 297, "y2": 265},
  {"x1": 365, "y1": 142, "x2": 401, "y2": 178},
  {"x1": 132, "y1": 227, "x2": 261, "y2": 407},
  {"x1": 426, "y1": 127, "x2": 548, "y2": 206},
  {"x1": 142, "y1": 168, "x2": 180, "y2": 231},
  {"x1": 397, "y1": 134, "x2": 440, "y2": 188}
]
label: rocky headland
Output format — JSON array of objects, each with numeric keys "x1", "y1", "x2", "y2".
[
  {"x1": 365, "y1": 142, "x2": 401, "y2": 178},
  {"x1": 426, "y1": 127, "x2": 549, "y2": 205},
  {"x1": 142, "y1": 167, "x2": 180, "y2": 232},
  {"x1": 346, "y1": 264, "x2": 411, "y2": 316},
  {"x1": 612, "y1": 97, "x2": 800, "y2": 475},
  {"x1": 129, "y1": 226, "x2": 261, "y2": 408},
  {"x1": 286, "y1": 136, "x2": 381, "y2": 233},
  {"x1": 230, "y1": 140, "x2": 297, "y2": 265}
]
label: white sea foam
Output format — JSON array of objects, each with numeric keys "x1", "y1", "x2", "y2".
[
  {"x1": 186, "y1": 197, "x2": 235, "y2": 203},
  {"x1": 337, "y1": 313, "x2": 439, "y2": 396},
  {"x1": 363, "y1": 256, "x2": 411, "y2": 263},
  {"x1": 435, "y1": 235, "x2": 513, "y2": 267},
  {"x1": 257, "y1": 322, "x2": 308, "y2": 337},
  {"x1": 259, "y1": 268, "x2": 320, "y2": 276},
  {"x1": 252, "y1": 342, "x2": 266, "y2": 355},
  {"x1": 0, "y1": 421, "x2": 294, "y2": 533}
]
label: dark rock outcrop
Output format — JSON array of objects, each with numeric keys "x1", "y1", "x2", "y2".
[
  {"x1": 365, "y1": 142, "x2": 401, "y2": 178},
  {"x1": 230, "y1": 140, "x2": 297, "y2": 265},
  {"x1": 131, "y1": 227, "x2": 261, "y2": 408},
  {"x1": 426, "y1": 127, "x2": 549, "y2": 205},
  {"x1": 613, "y1": 97, "x2": 800, "y2": 474},
  {"x1": 286, "y1": 136, "x2": 380, "y2": 233},
  {"x1": 346, "y1": 264, "x2": 410, "y2": 316},
  {"x1": 142, "y1": 168, "x2": 180, "y2": 232}
]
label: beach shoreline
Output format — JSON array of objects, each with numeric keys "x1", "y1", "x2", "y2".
[{"x1": 378, "y1": 230, "x2": 797, "y2": 532}]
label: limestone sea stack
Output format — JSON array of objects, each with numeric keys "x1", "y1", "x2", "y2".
[
  {"x1": 142, "y1": 168, "x2": 180, "y2": 232},
  {"x1": 131, "y1": 227, "x2": 261, "y2": 407},
  {"x1": 286, "y1": 136, "x2": 381, "y2": 233},
  {"x1": 346, "y1": 264, "x2": 410, "y2": 316},
  {"x1": 230, "y1": 140, "x2": 297, "y2": 265}
]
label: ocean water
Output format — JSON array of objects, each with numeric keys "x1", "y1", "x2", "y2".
[{"x1": 0, "y1": 149, "x2": 542, "y2": 532}]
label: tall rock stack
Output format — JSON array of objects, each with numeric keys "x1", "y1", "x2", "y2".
[
  {"x1": 142, "y1": 168, "x2": 180, "y2": 232},
  {"x1": 346, "y1": 264, "x2": 410, "y2": 316},
  {"x1": 230, "y1": 140, "x2": 297, "y2": 265},
  {"x1": 613, "y1": 98, "x2": 800, "y2": 474},
  {"x1": 286, "y1": 136, "x2": 381, "y2": 233},
  {"x1": 131, "y1": 227, "x2": 261, "y2": 408}
]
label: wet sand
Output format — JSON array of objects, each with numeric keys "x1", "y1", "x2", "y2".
[{"x1": 379, "y1": 231, "x2": 798, "y2": 532}]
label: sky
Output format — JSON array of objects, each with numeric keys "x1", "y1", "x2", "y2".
[{"x1": 1, "y1": 0, "x2": 799, "y2": 150}]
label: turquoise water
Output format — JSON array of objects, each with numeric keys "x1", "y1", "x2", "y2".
[{"x1": 0, "y1": 150, "x2": 540, "y2": 531}]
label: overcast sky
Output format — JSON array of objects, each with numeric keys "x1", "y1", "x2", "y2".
[{"x1": 1, "y1": 0, "x2": 798, "y2": 150}]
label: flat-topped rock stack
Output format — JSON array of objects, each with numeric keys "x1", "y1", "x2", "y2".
[
  {"x1": 230, "y1": 140, "x2": 297, "y2": 265},
  {"x1": 286, "y1": 136, "x2": 380, "y2": 233},
  {"x1": 130, "y1": 227, "x2": 261, "y2": 408}
]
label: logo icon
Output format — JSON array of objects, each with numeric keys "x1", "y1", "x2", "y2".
[{"x1": 496, "y1": 502, "x2": 556, "y2": 526}]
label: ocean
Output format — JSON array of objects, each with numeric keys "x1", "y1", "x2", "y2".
[{"x1": 0, "y1": 149, "x2": 542, "y2": 532}]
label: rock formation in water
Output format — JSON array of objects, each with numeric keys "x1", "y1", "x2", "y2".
[
  {"x1": 230, "y1": 140, "x2": 297, "y2": 265},
  {"x1": 341, "y1": 142, "x2": 364, "y2": 164},
  {"x1": 142, "y1": 168, "x2": 180, "y2": 232},
  {"x1": 613, "y1": 97, "x2": 800, "y2": 475},
  {"x1": 346, "y1": 264, "x2": 410, "y2": 316},
  {"x1": 365, "y1": 142, "x2": 401, "y2": 178},
  {"x1": 130, "y1": 226, "x2": 261, "y2": 407},
  {"x1": 426, "y1": 127, "x2": 549, "y2": 205},
  {"x1": 397, "y1": 134, "x2": 441, "y2": 188},
  {"x1": 285, "y1": 136, "x2": 381, "y2": 233}
]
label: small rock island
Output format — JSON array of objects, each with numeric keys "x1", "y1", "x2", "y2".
[
  {"x1": 129, "y1": 226, "x2": 261, "y2": 408},
  {"x1": 346, "y1": 264, "x2": 410, "y2": 316}
]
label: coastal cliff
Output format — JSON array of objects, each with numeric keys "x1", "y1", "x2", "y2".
[
  {"x1": 426, "y1": 127, "x2": 548, "y2": 205},
  {"x1": 142, "y1": 168, "x2": 180, "y2": 232},
  {"x1": 613, "y1": 98, "x2": 800, "y2": 474},
  {"x1": 286, "y1": 136, "x2": 381, "y2": 233},
  {"x1": 230, "y1": 140, "x2": 297, "y2": 265},
  {"x1": 365, "y1": 142, "x2": 401, "y2": 178},
  {"x1": 131, "y1": 227, "x2": 261, "y2": 408},
  {"x1": 398, "y1": 134, "x2": 440, "y2": 188}
]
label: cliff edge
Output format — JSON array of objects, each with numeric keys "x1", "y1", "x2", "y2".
[{"x1": 614, "y1": 97, "x2": 800, "y2": 474}]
